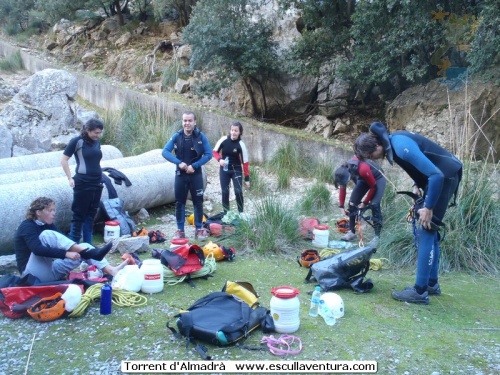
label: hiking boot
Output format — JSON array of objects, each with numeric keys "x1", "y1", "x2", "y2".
[
  {"x1": 427, "y1": 283, "x2": 442, "y2": 296},
  {"x1": 340, "y1": 231, "x2": 357, "y2": 241},
  {"x1": 392, "y1": 286, "x2": 429, "y2": 305},
  {"x1": 195, "y1": 228, "x2": 209, "y2": 241},
  {"x1": 173, "y1": 229, "x2": 185, "y2": 239}
]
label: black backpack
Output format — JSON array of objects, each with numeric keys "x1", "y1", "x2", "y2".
[
  {"x1": 305, "y1": 246, "x2": 376, "y2": 293},
  {"x1": 167, "y1": 292, "x2": 269, "y2": 359}
]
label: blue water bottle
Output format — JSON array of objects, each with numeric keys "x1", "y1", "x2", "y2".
[
  {"x1": 223, "y1": 156, "x2": 229, "y2": 172},
  {"x1": 100, "y1": 283, "x2": 112, "y2": 315}
]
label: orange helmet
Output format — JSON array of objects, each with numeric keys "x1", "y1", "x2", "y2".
[
  {"x1": 335, "y1": 218, "x2": 350, "y2": 233},
  {"x1": 27, "y1": 293, "x2": 66, "y2": 322},
  {"x1": 297, "y1": 249, "x2": 320, "y2": 268}
]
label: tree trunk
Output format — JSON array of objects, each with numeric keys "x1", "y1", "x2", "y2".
[
  {"x1": 242, "y1": 77, "x2": 259, "y2": 118},
  {"x1": 113, "y1": 0, "x2": 125, "y2": 26}
]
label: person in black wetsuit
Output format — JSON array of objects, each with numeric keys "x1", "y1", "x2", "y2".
[
  {"x1": 61, "y1": 119, "x2": 106, "y2": 244},
  {"x1": 162, "y1": 111, "x2": 212, "y2": 241},
  {"x1": 333, "y1": 155, "x2": 386, "y2": 246},
  {"x1": 355, "y1": 122, "x2": 462, "y2": 304},
  {"x1": 212, "y1": 121, "x2": 250, "y2": 213}
]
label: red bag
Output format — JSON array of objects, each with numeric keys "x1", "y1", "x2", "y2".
[
  {"x1": 208, "y1": 223, "x2": 235, "y2": 237},
  {"x1": 0, "y1": 284, "x2": 84, "y2": 319},
  {"x1": 160, "y1": 244, "x2": 205, "y2": 276},
  {"x1": 298, "y1": 218, "x2": 320, "y2": 239}
]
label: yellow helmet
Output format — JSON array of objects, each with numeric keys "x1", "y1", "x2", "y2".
[
  {"x1": 202, "y1": 241, "x2": 225, "y2": 261},
  {"x1": 187, "y1": 214, "x2": 207, "y2": 226}
]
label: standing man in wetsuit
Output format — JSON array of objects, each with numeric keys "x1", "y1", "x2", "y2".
[
  {"x1": 354, "y1": 122, "x2": 462, "y2": 304},
  {"x1": 162, "y1": 111, "x2": 212, "y2": 241}
]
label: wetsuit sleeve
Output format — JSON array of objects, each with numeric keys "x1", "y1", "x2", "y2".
[
  {"x1": 339, "y1": 187, "x2": 347, "y2": 207},
  {"x1": 212, "y1": 136, "x2": 226, "y2": 161},
  {"x1": 358, "y1": 162, "x2": 377, "y2": 204},
  {"x1": 240, "y1": 140, "x2": 250, "y2": 181},
  {"x1": 63, "y1": 137, "x2": 78, "y2": 157},
  {"x1": 392, "y1": 134, "x2": 444, "y2": 209},
  {"x1": 162, "y1": 133, "x2": 181, "y2": 165},
  {"x1": 192, "y1": 133, "x2": 213, "y2": 169}
]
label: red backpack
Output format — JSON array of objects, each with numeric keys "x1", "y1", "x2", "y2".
[
  {"x1": 161, "y1": 244, "x2": 205, "y2": 277},
  {"x1": 298, "y1": 218, "x2": 320, "y2": 239}
]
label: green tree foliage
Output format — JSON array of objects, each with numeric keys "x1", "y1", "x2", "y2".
[
  {"x1": 467, "y1": 0, "x2": 500, "y2": 78},
  {"x1": 278, "y1": 0, "x2": 356, "y2": 76},
  {"x1": 0, "y1": 0, "x2": 35, "y2": 33},
  {"x1": 152, "y1": 0, "x2": 197, "y2": 26},
  {"x1": 33, "y1": 0, "x2": 87, "y2": 24},
  {"x1": 182, "y1": 0, "x2": 279, "y2": 117},
  {"x1": 339, "y1": 1, "x2": 447, "y2": 91}
]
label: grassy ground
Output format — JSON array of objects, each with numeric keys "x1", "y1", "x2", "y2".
[{"x1": 1, "y1": 249, "x2": 499, "y2": 374}]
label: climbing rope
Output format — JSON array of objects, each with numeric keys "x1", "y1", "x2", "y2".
[
  {"x1": 68, "y1": 283, "x2": 148, "y2": 318},
  {"x1": 369, "y1": 258, "x2": 391, "y2": 271},
  {"x1": 319, "y1": 248, "x2": 341, "y2": 259},
  {"x1": 162, "y1": 253, "x2": 217, "y2": 286}
]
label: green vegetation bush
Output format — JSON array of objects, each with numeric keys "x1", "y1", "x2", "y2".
[
  {"x1": 0, "y1": 50, "x2": 23, "y2": 72},
  {"x1": 248, "y1": 166, "x2": 268, "y2": 197},
  {"x1": 102, "y1": 102, "x2": 177, "y2": 156},
  {"x1": 236, "y1": 197, "x2": 303, "y2": 254},
  {"x1": 299, "y1": 182, "x2": 332, "y2": 214}
]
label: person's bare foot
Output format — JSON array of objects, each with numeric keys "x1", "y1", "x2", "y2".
[{"x1": 116, "y1": 258, "x2": 130, "y2": 272}]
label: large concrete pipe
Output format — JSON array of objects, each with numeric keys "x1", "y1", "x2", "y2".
[
  {"x1": 0, "y1": 162, "x2": 207, "y2": 255},
  {"x1": 0, "y1": 149, "x2": 165, "y2": 185},
  {"x1": 0, "y1": 145, "x2": 123, "y2": 174}
]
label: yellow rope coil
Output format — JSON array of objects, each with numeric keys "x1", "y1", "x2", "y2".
[
  {"x1": 369, "y1": 258, "x2": 391, "y2": 271},
  {"x1": 319, "y1": 248, "x2": 341, "y2": 258},
  {"x1": 68, "y1": 283, "x2": 147, "y2": 318}
]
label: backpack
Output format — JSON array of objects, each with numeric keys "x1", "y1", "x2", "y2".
[
  {"x1": 305, "y1": 246, "x2": 376, "y2": 293},
  {"x1": 167, "y1": 291, "x2": 270, "y2": 359},
  {"x1": 298, "y1": 217, "x2": 320, "y2": 239},
  {"x1": 203, "y1": 212, "x2": 236, "y2": 237},
  {"x1": 160, "y1": 244, "x2": 206, "y2": 287}
]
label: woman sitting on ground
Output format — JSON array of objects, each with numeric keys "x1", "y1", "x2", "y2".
[{"x1": 14, "y1": 196, "x2": 126, "y2": 282}]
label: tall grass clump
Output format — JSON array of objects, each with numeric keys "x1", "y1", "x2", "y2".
[
  {"x1": 312, "y1": 161, "x2": 336, "y2": 184},
  {"x1": 248, "y1": 166, "x2": 268, "y2": 196},
  {"x1": 237, "y1": 197, "x2": 301, "y2": 254},
  {"x1": 267, "y1": 141, "x2": 311, "y2": 189},
  {"x1": 376, "y1": 180, "x2": 418, "y2": 267},
  {"x1": 442, "y1": 161, "x2": 499, "y2": 273},
  {"x1": 102, "y1": 102, "x2": 179, "y2": 156},
  {"x1": 161, "y1": 57, "x2": 183, "y2": 89},
  {"x1": 0, "y1": 50, "x2": 24, "y2": 72},
  {"x1": 299, "y1": 182, "x2": 332, "y2": 214}
]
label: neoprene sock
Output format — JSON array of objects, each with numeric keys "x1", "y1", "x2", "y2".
[
  {"x1": 80, "y1": 242, "x2": 113, "y2": 261},
  {"x1": 414, "y1": 285, "x2": 427, "y2": 295}
]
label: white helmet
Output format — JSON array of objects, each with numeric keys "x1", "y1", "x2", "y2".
[{"x1": 320, "y1": 292, "x2": 344, "y2": 318}]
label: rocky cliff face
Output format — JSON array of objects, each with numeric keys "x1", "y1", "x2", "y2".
[{"x1": 386, "y1": 80, "x2": 500, "y2": 160}]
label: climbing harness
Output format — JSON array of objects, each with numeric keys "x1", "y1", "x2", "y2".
[{"x1": 260, "y1": 335, "x2": 303, "y2": 356}]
